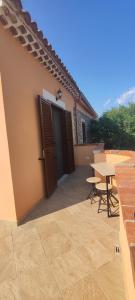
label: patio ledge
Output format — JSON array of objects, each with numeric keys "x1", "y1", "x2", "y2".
[{"x1": 107, "y1": 150, "x2": 135, "y2": 299}]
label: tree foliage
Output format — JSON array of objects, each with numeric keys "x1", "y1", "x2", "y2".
[{"x1": 91, "y1": 103, "x2": 135, "y2": 150}]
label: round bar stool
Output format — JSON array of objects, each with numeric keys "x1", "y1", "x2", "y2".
[
  {"x1": 95, "y1": 182, "x2": 113, "y2": 214},
  {"x1": 86, "y1": 177, "x2": 101, "y2": 204}
]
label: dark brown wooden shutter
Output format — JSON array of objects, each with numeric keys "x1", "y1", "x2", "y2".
[
  {"x1": 39, "y1": 97, "x2": 57, "y2": 197},
  {"x1": 62, "y1": 110, "x2": 75, "y2": 173}
]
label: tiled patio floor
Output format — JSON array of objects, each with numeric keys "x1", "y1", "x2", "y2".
[{"x1": 0, "y1": 167, "x2": 126, "y2": 300}]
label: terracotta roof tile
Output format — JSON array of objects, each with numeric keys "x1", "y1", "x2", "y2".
[{"x1": 12, "y1": 0, "x2": 22, "y2": 10}]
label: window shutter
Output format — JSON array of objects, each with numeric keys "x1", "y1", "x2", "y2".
[{"x1": 39, "y1": 97, "x2": 57, "y2": 196}]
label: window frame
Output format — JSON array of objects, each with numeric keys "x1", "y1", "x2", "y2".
[{"x1": 81, "y1": 119, "x2": 86, "y2": 144}]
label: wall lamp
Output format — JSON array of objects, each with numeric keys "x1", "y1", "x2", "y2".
[{"x1": 56, "y1": 89, "x2": 62, "y2": 101}]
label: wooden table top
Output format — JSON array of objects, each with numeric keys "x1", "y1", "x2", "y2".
[{"x1": 91, "y1": 162, "x2": 115, "y2": 177}]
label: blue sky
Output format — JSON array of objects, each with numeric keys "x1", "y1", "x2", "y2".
[{"x1": 22, "y1": 0, "x2": 135, "y2": 115}]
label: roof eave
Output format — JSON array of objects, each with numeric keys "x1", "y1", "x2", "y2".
[{"x1": 0, "y1": 0, "x2": 97, "y2": 116}]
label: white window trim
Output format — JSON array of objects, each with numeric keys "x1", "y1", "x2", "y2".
[{"x1": 42, "y1": 89, "x2": 66, "y2": 110}]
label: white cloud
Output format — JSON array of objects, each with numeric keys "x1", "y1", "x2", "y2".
[
  {"x1": 117, "y1": 87, "x2": 135, "y2": 105},
  {"x1": 104, "y1": 98, "x2": 112, "y2": 107}
]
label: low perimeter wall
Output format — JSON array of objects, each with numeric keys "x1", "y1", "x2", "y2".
[
  {"x1": 93, "y1": 149, "x2": 135, "y2": 300},
  {"x1": 74, "y1": 143, "x2": 104, "y2": 166}
]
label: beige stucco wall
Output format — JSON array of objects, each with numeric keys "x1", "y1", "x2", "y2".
[
  {"x1": 0, "y1": 73, "x2": 16, "y2": 221},
  {"x1": 119, "y1": 206, "x2": 135, "y2": 300},
  {"x1": 0, "y1": 26, "x2": 93, "y2": 221},
  {"x1": 74, "y1": 143, "x2": 104, "y2": 166}
]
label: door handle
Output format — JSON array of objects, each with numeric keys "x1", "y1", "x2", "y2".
[{"x1": 39, "y1": 149, "x2": 45, "y2": 161}]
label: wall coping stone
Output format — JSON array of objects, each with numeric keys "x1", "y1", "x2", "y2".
[
  {"x1": 105, "y1": 149, "x2": 135, "y2": 287},
  {"x1": 74, "y1": 143, "x2": 104, "y2": 147}
]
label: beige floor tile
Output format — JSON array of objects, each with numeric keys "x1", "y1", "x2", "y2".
[
  {"x1": 37, "y1": 211, "x2": 55, "y2": 223},
  {"x1": 90, "y1": 218, "x2": 113, "y2": 238},
  {"x1": 104, "y1": 216, "x2": 120, "y2": 231},
  {"x1": 0, "y1": 236, "x2": 16, "y2": 284},
  {"x1": 0, "y1": 235, "x2": 13, "y2": 259},
  {"x1": 68, "y1": 203, "x2": 96, "y2": 225},
  {"x1": 42, "y1": 231, "x2": 72, "y2": 264},
  {"x1": 18, "y1": 264, "x2": 62, "y2": 300},
  {"x1": 66, "y1": 203, "x2": 81, "y2": 214},
  {"x1": 14, "y1": 238, "x2": 48, "y2": 273},
  {"x1": 36, "y1": 220, "x2": 62, "y2": 241},
  {"x1": 53, "y1": 209, "x2": 80, "y2": 238},
  {"x1": 12, "y1": 227, "x2": 40, "y2": 252},
  {"x1": 98, "y1": 230, "x2": 119, "y2": 256},
  {"x1": 51, "y1": 248, "x2": 90, "y2": 291},
  {"x1": 0, "y1": 221, "x2": 16, "y2": 239},
  {"x1": 93, "y1": 256, "x2": 126, "y2": 300},
  {"x1": 0, "y1": 258, "x2": 16, "y2": 286},
  {"x1": 77, "y1": 239, "x2": 112, "y2": 270},
  {"x1": 0, "y1": 166, "x2": 126, "y2": 300},
  {"x1": 53, "y1": 209, "x2": 77, "y2": 225},
  {"x1": 0, "y1": 279, "x2": 21, "y2": 300},
  {"x1": 54, "y1": 220, "x2": 93, "y2": 250},
  {"x1": 70, "y1": 219, "x2": 105, "y2": 245},
  {"x1": 62, "y1": 274, "x2": 108, "y2": 300}
]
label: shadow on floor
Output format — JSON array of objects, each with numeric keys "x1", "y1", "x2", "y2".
[{"x1": 22, "y1": 166, "x2": 92, "y2": 225}]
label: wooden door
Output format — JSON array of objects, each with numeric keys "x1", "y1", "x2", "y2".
[
  {"x1": 62, "y1": 110, "x2": 75, "y2": 173},
  {"x1": 39, "y1": 97, "x2": 57, "y2": 197},
  {"x1": 52, "y1": 107, "x2": 64, "y2": 179}
]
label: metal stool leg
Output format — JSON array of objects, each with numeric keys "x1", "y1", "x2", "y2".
[
  {"x1": 98, "y1": 191, "x2": 111, "y2": 213},
  {"x1": 87, "y1": 183, "x2": 96, "y2": 204},
  {"x1": 98, "y1": 193, "x2": 102, "y2": 213},
  {"x1": 98, "y1": 192, "x2": 106, "y2": 213},
  {"x1": 109, "y1": 194, "x2": 115, "y2": 207}
]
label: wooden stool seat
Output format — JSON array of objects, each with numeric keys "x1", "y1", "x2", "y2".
[
  {"x1": 86, "y1": 177, "x2": 101, "y2": 184},
  {"x1": 96, "y1": 182, "x2": 112, "y2": 191}
]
